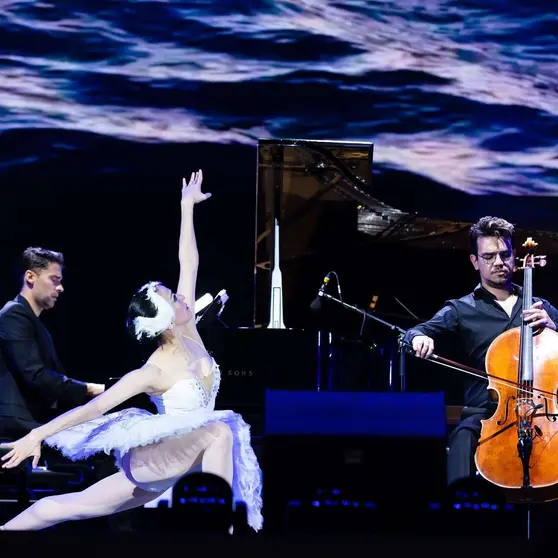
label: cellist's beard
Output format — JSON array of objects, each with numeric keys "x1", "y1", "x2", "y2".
[
  {"x1": 486, "y1": 278, "x2": 507, "y2": 288},
  {"x1": 486, "y1": 268, "x2": 512, "y2": 288}
]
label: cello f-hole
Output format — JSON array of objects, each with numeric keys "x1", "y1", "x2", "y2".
[
  {"x1": 542, "y1": 394, "x2": 557, "y2": 422},
  {"x1": 497, "y1": 396, "x2": 515, "y2": 426}
]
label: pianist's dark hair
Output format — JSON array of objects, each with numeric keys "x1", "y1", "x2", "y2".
[
  {"x1": 17, "y1": 247, "x2": 65, "y2": 287},
  {"x1": 468, "y1": 216, "x2": 515, "y2": 255},
  {"x1": 20, "y1": 246, "x2": 64, "y2": 274}
]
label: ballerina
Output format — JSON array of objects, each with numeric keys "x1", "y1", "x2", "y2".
[{"x1": 0, "y1": 169, "x2": 263, "y2": 532}]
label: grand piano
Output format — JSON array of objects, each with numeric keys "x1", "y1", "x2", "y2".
[{"x1": 202, "y1": 137, "x2": 558, "y2": 434}]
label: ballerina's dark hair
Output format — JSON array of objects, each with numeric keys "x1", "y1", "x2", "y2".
[{"x1": 125, "y1": 281, "x2": 166, "y2": 347}]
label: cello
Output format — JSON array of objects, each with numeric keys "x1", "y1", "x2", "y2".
[{"x1": 474, "y1": 237, "x2": 558, "y2": 501}]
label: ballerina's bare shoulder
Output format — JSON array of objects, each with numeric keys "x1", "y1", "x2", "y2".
[{"x1": 145, "y1": 334, "x2": 215, "y2": 396}]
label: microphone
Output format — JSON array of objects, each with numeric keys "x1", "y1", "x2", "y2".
[
  {"x1": 196, "y1": 289, "x2": 229, "y2": 324},
  {"x1": 216, "y1": 289, "x2": 229, "y2": 317},
  {"x1": 310, "y1": 273, "x2": 332, "y2": 311}
]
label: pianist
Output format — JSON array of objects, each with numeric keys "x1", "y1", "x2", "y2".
[{"x1": 0, "y1": 246, "x2": 104, "y2": 440}]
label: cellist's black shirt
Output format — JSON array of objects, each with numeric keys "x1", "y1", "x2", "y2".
[{"x1": 404, "y1": 283, "x2": 558, "y2": 408}]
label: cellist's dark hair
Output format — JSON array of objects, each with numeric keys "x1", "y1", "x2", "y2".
[{"x1": 468, "y1": 216, "x2": 515, "y2": 255}]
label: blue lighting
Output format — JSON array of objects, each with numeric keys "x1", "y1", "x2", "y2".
[{"x1": 451, "y1": 501, "x2": 513, "y2": 512}]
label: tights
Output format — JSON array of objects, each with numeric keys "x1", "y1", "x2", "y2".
[{"x1": 1, "y1": 422, "x2": 233, "y2": 531}]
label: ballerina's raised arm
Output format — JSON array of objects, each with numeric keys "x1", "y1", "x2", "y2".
[{"x1": 176, "y1": 170, "x2": 212, "y2": 342}]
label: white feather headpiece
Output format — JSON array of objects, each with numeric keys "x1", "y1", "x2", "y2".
[{"x1": 134, "y1": 281, "x2": 175, "y2": 340}]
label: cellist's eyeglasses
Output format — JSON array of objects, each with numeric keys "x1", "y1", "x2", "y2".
[{"x1": 477, "y1": 250, "x2": 513, "y2": 263}]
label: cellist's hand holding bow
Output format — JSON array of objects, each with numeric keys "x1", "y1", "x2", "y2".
[
  {"x1": 412, "y1": 335, "x2": 435, "y2": 359},
  {"x1": 523, "y1": 301, "x2": 556, "y2": 331}
]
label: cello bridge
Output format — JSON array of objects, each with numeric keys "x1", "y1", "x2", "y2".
[{"x1": 516, "y1": 398, "x2": 538, "y2": 425}]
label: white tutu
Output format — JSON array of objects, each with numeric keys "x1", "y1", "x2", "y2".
[{"x1": 44, "y1": 407, "x2": 263, "y2": 531}]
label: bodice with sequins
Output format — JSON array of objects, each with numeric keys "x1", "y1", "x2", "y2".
[{"x1": 148, "y1": 359, "x2": 221, "y2": 415}]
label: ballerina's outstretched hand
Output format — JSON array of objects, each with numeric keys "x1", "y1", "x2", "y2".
[
  {"x1": 182, "y1": 169, "x2": 211, "y2": 204},
  {"x1": 1, "y1": 431, "x2": 42, "y2": 469}
]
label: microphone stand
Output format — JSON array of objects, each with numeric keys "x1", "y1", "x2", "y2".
[{"x1": 317, "y1": 291, "x2": 409, "y2": 392}]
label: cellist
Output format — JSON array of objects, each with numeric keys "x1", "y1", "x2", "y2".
[{"x1": 404, "y1": 216, "x2": 558, "y2": 486}]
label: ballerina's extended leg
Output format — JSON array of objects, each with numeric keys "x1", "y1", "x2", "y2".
[
  {"x1": 1, "y1": 471, "x2": 164, "y2": 531},
  {"x1": 1, "y1": 422, "x2": 233, "y2": 531}
]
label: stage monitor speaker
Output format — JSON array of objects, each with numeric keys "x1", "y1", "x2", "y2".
[{"x1": 262, "y1": 390, "x2": 448, "y2": 533}]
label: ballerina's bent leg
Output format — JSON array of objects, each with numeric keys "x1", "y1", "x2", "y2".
[{"x1": 127, "y1": 421, "x2": 233, "y2": 487}]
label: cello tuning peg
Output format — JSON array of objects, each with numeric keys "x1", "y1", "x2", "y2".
[{"x1": 523, "y1": 237, "x2": 538, "y2": 249}]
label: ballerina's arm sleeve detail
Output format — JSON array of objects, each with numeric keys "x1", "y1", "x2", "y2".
[{"x1": 33, "y1": 364, "x2": 161, "y2": 443}]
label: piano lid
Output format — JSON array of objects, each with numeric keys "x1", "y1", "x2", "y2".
[
  {"x1": 357, "y1": 207, "x2": 558, "y2": 254},
  {"x1": 254, "y1": 138, "x2": 558, "y2": 329},
  {"x1": 256, "y1": 137, "x2": 558, "y2": 252}
]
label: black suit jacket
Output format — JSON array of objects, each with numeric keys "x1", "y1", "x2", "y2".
[{"x1": 0, "y1": 295, "x2": 89, "y2": 438}]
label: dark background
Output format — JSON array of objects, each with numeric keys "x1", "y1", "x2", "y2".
[{"x1": 0, "y1": 1, "x2": 557, "y2": 397}]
